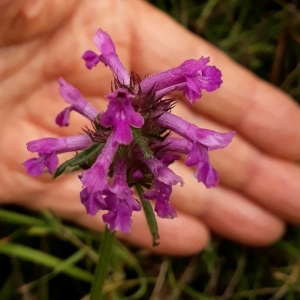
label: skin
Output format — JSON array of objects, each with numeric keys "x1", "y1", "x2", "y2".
[{"x1": 1, "y1": 0, "x2": 300, "y2": 256}]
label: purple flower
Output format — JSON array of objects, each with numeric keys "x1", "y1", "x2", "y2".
[
  {"x1": 82, "y1": 29, "x2": 130, "y2": 85},
  {"x1": 24, "y1": 28, "x2": 235, "y2": 236},
  {"x1": 100, "y1": 89, "x2": 144, "y2": 145},
  {"x1": 152, "y1": 137, "x2": 219, "y2": 188},
  {"x1": 142, "y1": 155, "x2": 183, "y2": 186},
  {"x1": 23, "y1": 152, "x2": 58, "y2": 176},
  {"x1": 27, "y1": 135, "x2": 93, "y2": 154},
  {"x1": 140, "y1": 57, "x2": 222, "y2": 103},
  {"x1": 194, "y1": 161, "x2": 219, "y2": 188},
  {"x1": 156, "y1": 111, "x2": 235, "y2": 150},
  {"x1": 80, "y1": 188, "x2": 107, "y2": 216},
  {"x1": 24, "y1": 135, "x2": 93, "y2": 176},
  {"x1": 102, "y1": 159, "x2": 141, "y2": 233},
  {"x1": 159, "y1": 153, "x2": 181, "y2": 166},
  {"x1": 79, "y1": 133, "x2": 119, "y2": 215},
  {"x1": 185, "y1": 142, "x2": 219, "y2": 188},
  {"x1": 144, "y1": 180, "x2": 177, "y2": 219},
  {"x1": 56, "y1": 78, "x2": 98, "y2": 127}
]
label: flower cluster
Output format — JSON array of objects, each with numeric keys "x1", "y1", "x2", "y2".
[{"x1": 23, "y1": 29, "x2": 234, "y2": 236}]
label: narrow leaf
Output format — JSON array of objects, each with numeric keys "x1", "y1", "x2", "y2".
[
  {"x1": 0, "y1": 242, "x2": 93, "y2": 282},
  {"x1": 132, "y1": 128, "x2": 153, "y2": 158},
  {"x1": 135, "y1": 184, "x2": 159, "y2": 246},
  {"x1": 52, "y1": 143, "x2": 104, "y2": 179}
]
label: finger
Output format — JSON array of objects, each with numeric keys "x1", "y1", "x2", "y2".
[
  {"x1": 170, "y1": 161, "x2": 285, "y2": 246},
  {"x1": 0, "y1": 0, "x2": 78, "y2": 45},
  {"x1": 14, "y1": 174, "x2": 209, "y2": 256},
  {"x1": 130, "y1": 0, "x2": 300, "y2": 160},
  {"x1": 174, "y1": 102, "x2": 300, "y2": 224}
]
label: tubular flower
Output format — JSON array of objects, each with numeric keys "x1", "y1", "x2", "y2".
[{"x1": 24, "y1": 29, "x2": 235, "y2": 238}]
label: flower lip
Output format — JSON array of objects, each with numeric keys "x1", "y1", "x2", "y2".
[{"x1": 100, "y1": 88, "x2": 144, "y2": 145}]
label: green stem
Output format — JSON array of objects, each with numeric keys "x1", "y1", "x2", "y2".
[
  {"x1": 135, "y1": 184, "x2": 160, "y2": 246},
  {"x1": 90, "y1": 226, "x2": 115, "y2": 300}
]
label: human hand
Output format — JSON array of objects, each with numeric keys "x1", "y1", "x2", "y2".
[{"x1": 1, "y1": 0, "x2": 299, "y2": 255}]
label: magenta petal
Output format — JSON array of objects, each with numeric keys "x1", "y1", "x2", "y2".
[
  {"x1": 113, "y1": 120, "x2": 134, "y2": 145},
  {"x1": 27, "y1": 135, "x2": 93, "y2": 154},
  {"x1": 102, "y1": 199, "x2": 133, "y2": 233},
  {"x1": 93, "y1": 29, "x2": 130, "y2": 85},
  {"x1": 155, "y1": 200, "x2": 177, "y2": 219},
  {"x1": 23, "y1": 157, "x2": 46, "y2": 176},
  {"x1": 58, "y1": 78, "x2": 98, "y2": 123},
  {"x1": 195, "y1": 162, "x2": 219, "y2": 188},
  {"x1": 184, "y1": 76, "x2": 202, "y2": 103},
  {"x1": 80, "y1": 132, "x2": 118, "y2": 201},
  {"x1": 143, "y1": 156, "x2": 183, "y2": 186},
  {"x1": 80, "y1": 188, "x2": 107, "y2": 216},
  {"x1": 82, "y1": 50, "x2": 101, "y2": 69},
  {"x1": 100, "y1": 89, "x2": 144, "y2": 145},
  {"x1": 143, "y1": 190, "x2": 157, "y2": 200},
  {"x1": 101, "y1": 158, "x2": 141, "y2": 233},
  {"x1": 144, "y1": 180, "x2": 177, "y2": 219},
  {"x1": 185, "y1": 142, "x2": 207, "y2": 166},
  {"x1": 200, "y1": 65, "x2": 223, "y2": 92},
  {"x1": 45, "y1": 152, "x2": 59, "y2": 174},
  {"x1": 55, "y1": 107, "x2": 72, "y2": 127},
  {"x1": 196, "y1": 130, "x2": 235, "y2": 150},
  {"x1": 23, "y1": 152, "x2": 58, "y2": 176},
  {"x1": 156, "y1": 112, "x2": 235, "y2": 150},
  {"x1": 140, "y1": 57, "x2": 210, "y2": 94},
  {"x1": 159, "y1": 153, "x2": 181, "y2": 166},
  {"x1": 184, "y1": 142, "x2": 219, "y2": 188}
]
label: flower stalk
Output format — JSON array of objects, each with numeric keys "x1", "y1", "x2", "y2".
[{"x1": 90, "y1": 226, "x2": 115, "y2": 300}]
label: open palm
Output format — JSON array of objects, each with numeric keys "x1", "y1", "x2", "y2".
[{"x1": 1, "y1": 0, "x2": 300, "y2": 255}]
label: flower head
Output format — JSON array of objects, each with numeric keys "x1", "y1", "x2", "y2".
[{"x1": 24, "y1": 28, "x2": 235, "y2": 239}]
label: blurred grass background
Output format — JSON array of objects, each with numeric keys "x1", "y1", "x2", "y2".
[{"x1": 1, "y1": 0, "x2": 300, "y2": 299}]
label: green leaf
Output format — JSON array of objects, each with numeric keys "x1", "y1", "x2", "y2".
[
  {"x1": 0, "y1": 242, "x2": 93, "y2": 282},
  {"x1": 135, "y1": 184, "x2": 159, "y2": 246},
  {"x1": 0, "y1": 209, "x2": 45, "y2": 226},
  {"x1": 132, "y1": 128, "x2": 153, "y2": 158},
  {"x1": 52, "y1": 143, "x2": 104, "y2": 179}
]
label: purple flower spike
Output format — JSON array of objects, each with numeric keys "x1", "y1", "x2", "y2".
[
  {"x1": 56, "y1": 78, "x2": 98, "y2": 126},
  {"x1": 143, "y1": 155, "x2": 183, "y2": 186},
  {"x1": 80, "y1": 133, "x2": 119, "y2": 215},
  {"x1": 144, "y1": 180, "x2": 177, "y2": 219},
  {"x1": 82, "y1": 29, "x2": 130, "y2": 85},
  {"x1": 27, "y1": 135, "x2": 93, "y2": 154},
  {"x1": 100, "y1": 88, "x2": 144, "y2": 145},
  {"x1": 102, "y1": 159, "x2": 141, "y2": 233},
  {"x1": 23, "y1": 152, "x2": 58, "y2": 176}
]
